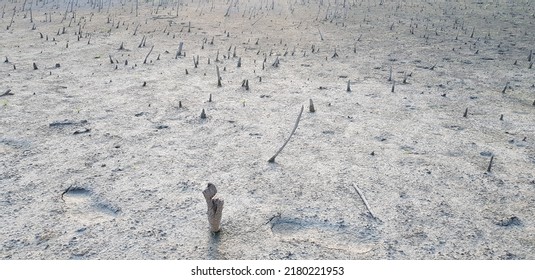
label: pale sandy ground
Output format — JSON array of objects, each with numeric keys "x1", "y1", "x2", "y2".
[{"x1": 1, "y1": 0, "x2": 534, "y2": 259}]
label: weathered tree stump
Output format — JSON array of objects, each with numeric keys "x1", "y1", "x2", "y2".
[{"x1": 202, "y1": 183, "x2": 224, "y2": 233}]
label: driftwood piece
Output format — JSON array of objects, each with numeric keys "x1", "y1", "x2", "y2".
[{"x1": 203, "y1": 183, "x2": 224, "y2": 233}]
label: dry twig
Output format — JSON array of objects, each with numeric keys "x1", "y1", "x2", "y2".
[
  {"x1": 268, "y1": 105, "x2": 304, "y2": 163},
  {"x1": 352, "y1": 184, "x2": 377, "y2": 220}
]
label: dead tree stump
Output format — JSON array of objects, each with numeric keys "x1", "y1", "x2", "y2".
[{"x1": 202, "y1": 183, "x2": 224, "y2": 233}]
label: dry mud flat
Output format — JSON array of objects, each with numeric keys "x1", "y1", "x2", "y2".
[{"x1": 1, "y1": 0, "x2": 534, "y2": 259}]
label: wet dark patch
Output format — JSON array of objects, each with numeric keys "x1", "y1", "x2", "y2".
[
  {"x1": 496, "y1": 216, "x2": 522, "y2": 227},
  {"x1": 73, "y1": 128, "x2": 91, "y2": 135},
  {"x1": 0, "y1": 138, "x2": 31, "y2": 150},
  {"x1": 480, "y1": 151, "x2": 493, "y2": 157},
  {"x1": 94, "y1": 202, "x2": 121, "y2": 216},
  {"x1": 61, "y1": 186, "x2": 91, "y2": 200},
  {"x1": 156, "y1": 124, "x2": 169, "y2": 129},
  {"x1": 49, "y1": 119, "x2": 88, "y2": 127}
]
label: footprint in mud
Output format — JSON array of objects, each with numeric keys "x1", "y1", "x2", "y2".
[
  {"x1": 61, "y1": 185, "x2": 120, "y2": 225},
  {"x1": 268, "y1": 215, "x2": 378, "y2": 255},
  {"x1": 269, "y1": 216, "x2": 305, "y2": 235}
]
